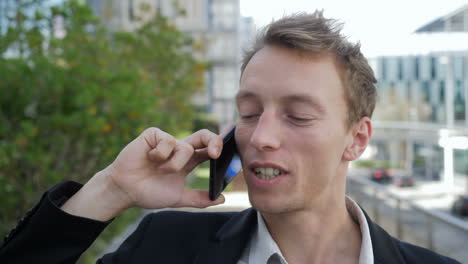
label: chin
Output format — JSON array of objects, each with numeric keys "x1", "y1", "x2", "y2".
[
  {"x1": 252, "y1": 203, "x2": 298, "y2": 215},
  {"x1": 248, "y1": 192, "x2": 296, "y2": 215}
]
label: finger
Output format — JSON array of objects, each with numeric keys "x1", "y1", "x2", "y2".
[
  {"x1": 174, "y1": 189, "x2": 225, "y2": 208},
  {"x1": 141, "y1": 127, "x2": 170, "y2": 148},
  {"x1": 210, "y1": 124, "x2": 236, "y2": 158},
  {"x1": 159, "y1": 140, "x2": 194, "y2": 172},
  {"x1": 184, "y1": 149, "x2": 210, "y2": 172},
  {"x1": 184, "y1": 129, "x2": 222, "y2": 159},
  {"x1": 147, "y1": 135, "x2": 177, "y2": 162},
  {"x1": 219, "y1": 124, "x2": 235, "y2": 137}
]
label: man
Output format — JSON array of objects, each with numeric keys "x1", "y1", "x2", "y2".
[{"x1": 0, "y1": 11, "x2": 461, "y2": 264}]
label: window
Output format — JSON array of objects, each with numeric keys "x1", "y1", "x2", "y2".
[
  {"x1": 454, "y1": 92, "x2": 465, "y2": 121},
  {"x1": 212, "y1": 66, "x2": 237, "y2": 98},
  {"x1": 414, "y1": 57, "x2": 420, "y2": 80},
  {"x1": 439, "y1": 81, "x2": 445, "y2": 103},
  {"x1": 430, "y1": 56, "x2": 437, "y2": 80},
  {"x1": 380, "y1": 58, "x2": 387, "y2": 81},
  {"x1": 128, "y1": 0, "x2": 134, "y2": 21},
  {"x1": 450, "y1": 13, "x2": 465, "y2": 31},
  {"x1": 422, "y1": 81, "x2": 430, "y2": 102},
  {"x1": 208, "y1": 34, "x2": 237, "y2": 61},
  {"x1": 211, "y1": 0, "x2": 236, "y2": 30},
  {"x1": 397, "y1": 57, "x2": 404, "y2": 81},
  {"x1": 454, "y1": 56, "x2": 464, "y2": 79},
  {"x1": 455, "y1": 80, "x2": 465, "y2": 121}
]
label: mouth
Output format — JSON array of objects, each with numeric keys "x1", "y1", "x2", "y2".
[
  {"x1": 253, "y1": 167, "x2": 283, "y2": 180},
  {"x1": 249, "y1": 162, "x2": 288, "y2": 181}
]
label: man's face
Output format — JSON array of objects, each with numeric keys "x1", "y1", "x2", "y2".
[{"x1": 235, "y1": 45, "x2": 354, "y2": 214}]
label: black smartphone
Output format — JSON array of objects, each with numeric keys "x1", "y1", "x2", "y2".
[{"x1": 209, "y1": 126, "x2": 242, "y2": 201}]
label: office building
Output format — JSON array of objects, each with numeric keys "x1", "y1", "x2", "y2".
[
  {"x1": 368, "y1": 5, "x2": 468, "y2": 189},
  {"x1": 87, "y1": 0, "x2": 255, "y2": 129}
]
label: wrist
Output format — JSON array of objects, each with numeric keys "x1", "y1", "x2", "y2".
[{"x1": 61, "y1": 169, "x2": 132, "y2": 221}]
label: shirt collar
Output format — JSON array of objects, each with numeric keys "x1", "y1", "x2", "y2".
[
  {"x1": 247, "y1": 196, "x2": 374, "y2": 264},
  {"x1": 249, "y1": 212, "x2": 288, "y2": 264},
  {"x1": 346, "y1": 196, "x2": 374, "y2": 264}
]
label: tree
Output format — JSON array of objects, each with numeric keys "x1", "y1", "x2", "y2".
[{"x1": 0, "y1": 0, "x2": 207, "y2": 238}]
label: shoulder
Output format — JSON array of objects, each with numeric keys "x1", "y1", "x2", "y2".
[
  {"x1": 395, "y1": 240, "x2": 462, "y2": 264},
  {"x1": 112, "y1": 210, "x2": 245, "y2": 256},
  {"x1": 371, "y1": 224, "x2": 461, "y2": 264},
  {"x1": 143, "y1": 210, "x2": 239, "y2": 231},
  {"x1": 361, "y1": 207, "x2": 461, "y2": 264},
  {"x1": 150, "y1": 209, "x2": 239, "y2": 220},
  {"x1": 135, "y1": 209, "x2": 244, "y2": 241},
  {"x1": 103, "y1": 210, "x2": 246, "y2": 262}
]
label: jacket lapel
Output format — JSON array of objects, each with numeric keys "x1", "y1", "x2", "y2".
[
  {"x1": 194, "y1": 208, "x2": 257, "y2": 264},
  {"x1": 195, "y1": 205, "x2": 407, "y2": 264}
]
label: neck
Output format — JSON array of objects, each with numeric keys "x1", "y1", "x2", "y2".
[{"x1": 261, "y1": 181, "x2": 362, "y2": 264}]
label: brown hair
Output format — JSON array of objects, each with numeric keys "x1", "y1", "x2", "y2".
[{"x1": 241, "y1": 11, "x2": 377, "y2": 128}]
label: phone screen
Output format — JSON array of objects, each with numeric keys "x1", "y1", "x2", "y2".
[{"x1": 209, "y1": 126, "x2": 241, "y2": 201}]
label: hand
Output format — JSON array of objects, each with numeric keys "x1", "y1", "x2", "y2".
[
  {"x1": 107, "y1": 127, "x2": 225, "y2": 209},
  {"x1": 61, "y1": 127, "x2": 225, "y2": 221}
]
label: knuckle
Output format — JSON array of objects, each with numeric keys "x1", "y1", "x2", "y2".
[
  {"x1": 180, "y1": 141, "x2": 195, "y2": 154},
  {"x1": 166, "y1": 137, "x2": 177, "y2": 146},
  {"x1": 173, "y1": 162, "x2": 185, "y2": 172},
  {"x1": 162, "y1": 161, "x2": 179, "y2": 173},
  {"x1": 202, "y1": 129, "x2": 216, "y2": 138},
  {"x1": 154, "y1": 148, "x2": 169, "y2": 159},
  {"x1": 145, "y1": 127, "x2": 161, "y2": 134}
]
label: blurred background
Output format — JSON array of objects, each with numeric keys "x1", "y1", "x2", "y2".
[{"x1": 1, "y1": 0, "x2": 468, "y2": 263}]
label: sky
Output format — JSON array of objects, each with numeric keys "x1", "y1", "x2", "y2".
[{"x1": 239, "y1": 0, "x2": 468, "y2": 57}]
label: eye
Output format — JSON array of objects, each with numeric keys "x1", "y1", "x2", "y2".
[
  {"x1": 288, "y1": 116, "x2": 310, "y2": 121},
  {"x1": 240, "y1": 114, "x2": 259, "y2": 120},
  {"x1": 287, "y1": 115, "x2": 314, "y2": 125}
]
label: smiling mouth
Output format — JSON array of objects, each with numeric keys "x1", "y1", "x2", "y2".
[{"x1": 253, "y1": 167, "x2": 283, "y2": 180}]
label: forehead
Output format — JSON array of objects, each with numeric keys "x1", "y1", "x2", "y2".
[{"x1": 239, "y1": 46, "x2": 345, "y2": 105}]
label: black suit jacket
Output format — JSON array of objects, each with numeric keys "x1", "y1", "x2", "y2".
[{"x1": 0, "y1": 181, "x2": 462, "y2": 263}]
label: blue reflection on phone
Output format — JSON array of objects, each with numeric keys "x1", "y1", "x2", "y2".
[{"x1": 226, "y1": 155, "x2": 242, "y2": 180}]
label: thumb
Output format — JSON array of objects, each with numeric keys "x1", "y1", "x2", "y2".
[{"x1": 175, "y1": 190, "x2": 225, "y2": 208}]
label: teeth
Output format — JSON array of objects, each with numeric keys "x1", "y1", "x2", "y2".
[{"x1": 254, "y1": 167, "x2": 282, "y2": 179}]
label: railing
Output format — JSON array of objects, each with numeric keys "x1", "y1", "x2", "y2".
[{"x1": 346, "y1": 176, "x2": 468, "y2": 262}]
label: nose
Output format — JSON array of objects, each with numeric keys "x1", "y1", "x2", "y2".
[{"x1": 249, "y1": 112, "x2": 281, "y2": 151}]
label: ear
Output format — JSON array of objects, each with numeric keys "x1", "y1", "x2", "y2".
[{"x1": 343, "y1": 117, "x2": 372, "y2": 161}]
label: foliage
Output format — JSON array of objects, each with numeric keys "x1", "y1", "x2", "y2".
[
  {"x1": 192, "y1": 106, "x2": 219, "y2": 134},
  {"x1": 0, "y1": 0, "x2": 207, "y2": 243},
  {"x1": 352, "y1": 160, "x2": 377, "y2": 168},
  {"x1": 353, "y1": 159, "x2": 395, "y2": 169}
]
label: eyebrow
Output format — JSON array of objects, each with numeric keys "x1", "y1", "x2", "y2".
[
  {"x1": 282, "y1": 94, "x2": 327, "y2": 115},
  {"x1": 235, "y1": 91, "x2": 326, "y2": 113},
  {"x1": 235, "y1": 91, "x2": 257, "y2": 103}
]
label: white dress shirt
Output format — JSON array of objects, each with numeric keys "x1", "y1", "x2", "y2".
[{"x1": 237, "y1": 196, "x2": 374, "y2": 264}]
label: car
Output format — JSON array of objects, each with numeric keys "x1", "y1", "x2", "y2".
[
  {"x1": 451, "y1": 195, "x2": 468, "y2": 217},
  {"x1": 394, "y1": 176, "x2": 415, "y2": 187},
  {"x1": 369, "y1": 168, "x2": 392, "y2": 184}
]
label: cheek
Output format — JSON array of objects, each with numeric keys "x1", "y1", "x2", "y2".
[
  {"x1": 295, "y1": 129, "x2": 345, "y2": 168},
  {"x1": 234, "y1": 124, "x2": 253, "y2": 153},
  {"x1": 294, "y1": 137, "x2": 340, "y2": 188}
]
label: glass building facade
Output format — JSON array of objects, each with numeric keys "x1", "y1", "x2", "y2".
[
  {"x1": 371, "y1": 52, "x2": 468, "y2": 125},
  {"x1": 369, "y1": 51, "x2": 468, "y2": 181}
]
